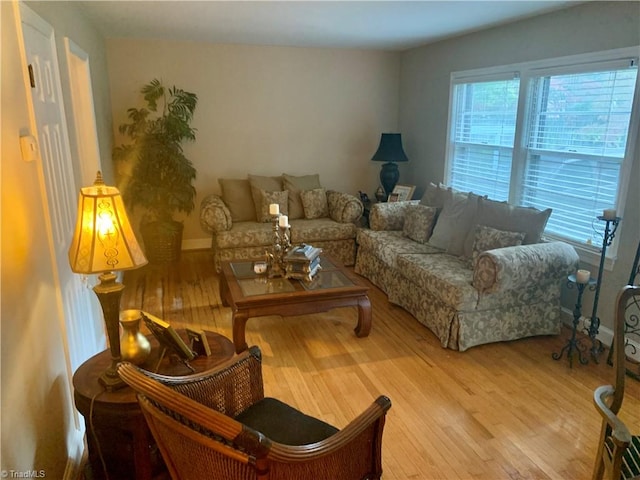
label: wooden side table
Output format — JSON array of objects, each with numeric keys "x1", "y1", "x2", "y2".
[{"x1": 73, "y1": 330, "x2": 234, "y2": 480}]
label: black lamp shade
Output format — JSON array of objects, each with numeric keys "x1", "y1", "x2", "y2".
[
  {"x1": 371, "y1": 133, "x2": 408, "y2": 195},
  {"x1": 371, "y1": 133, "x2": 409, "y2": 163}
]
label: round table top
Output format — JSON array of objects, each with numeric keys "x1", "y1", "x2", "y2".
[{"x1": 73, "y1": 329, "x2": 234, "y2": 406}]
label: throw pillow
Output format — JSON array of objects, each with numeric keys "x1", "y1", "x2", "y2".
[
  {"x1": 256, "y1": 190, "x2": 288, "y2": 222},
  {"x1": 403, "y1": 205, "x2": 438, "y2": 243},
  {"x1": 462, "y1": 197, "x2": 552, "y2": 257},
  {"x1": 428, "y1": 190, "x2": 480, "y2": 255},
  {"x1": 248, "y1": 175, "x2": 283, "y2": 217},
  {"x1": 471, "y1": 225, "x2": 526, "y2": 267},
  {"x1": 218, "y1": 178, "x2": 256, "y2": 222},
  {"x1": 300, "y1": 188, "x2": 329, "y2": 219},
  {"x1": 282, "y1": 173, "x2": 322, "y2": 220},
  {"x1": 420, "y1": 182, "x2": 449, "y2": 209}
]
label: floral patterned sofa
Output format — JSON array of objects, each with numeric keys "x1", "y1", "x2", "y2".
[
  {"x1": 355, "y1": 184, "x2": 579, "y2": 351},
  {"x1": 200, "y1": 174, "x2": 363, "y2": 271}
]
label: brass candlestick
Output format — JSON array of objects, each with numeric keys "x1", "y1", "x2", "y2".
[{"x1": 266, "y1": 214, "x2": 291, "y2": 277}]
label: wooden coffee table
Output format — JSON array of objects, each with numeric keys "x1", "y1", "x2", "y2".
[{"x1": 220, "y1": 255, "x2": 371, "y2": 353}]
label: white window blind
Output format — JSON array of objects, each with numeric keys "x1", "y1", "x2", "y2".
[
  {"x1": 448, "y1": 77, "x2": 520, "y2": 201},
  {"x1": 445, "y1": 51, "x2": 639, "y2": 251},
  {"x1": 522, "y1": 67, "x2": 637, "y2": 243}
]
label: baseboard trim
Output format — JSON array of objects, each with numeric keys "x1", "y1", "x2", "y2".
[{"x1": 182, "y1": 237, "x2": 211, "y2": 251}]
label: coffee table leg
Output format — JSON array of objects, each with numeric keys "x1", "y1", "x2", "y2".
[
  {"x1": 232, "y1": 311, "x2": 249, "y2": 353},
  {"x1": 355, "y1": 295, "x2": 372, "y2": 337}
]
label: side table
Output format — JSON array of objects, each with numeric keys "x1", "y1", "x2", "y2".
[
  {"x1": 73, "y1": 329, "x2": 234, "y2": 480},
  {"x1": 552, "y1": 275, "x2": 596, "y2": 367}
]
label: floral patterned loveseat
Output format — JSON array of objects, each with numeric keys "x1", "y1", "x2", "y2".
[
  {"x1": 200, "y1": 174, "x2": 363, "y2": 271},
  {"x1": 355, "y1": 184, "x2": 579, "y2": 351}
]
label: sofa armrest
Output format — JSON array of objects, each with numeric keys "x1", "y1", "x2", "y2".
[
  {"x1": 200, "y1": 194, "x2": 232, "y2": 234},
  {"x1": 327, "y1": 190, "x2": 364, "y2": 223},
  {"x1": 368, "y1": 201, "x2": 419, "y2": 231},
  {"x1": 473, "y1": 241, "x2": 579, "y2": 294}
]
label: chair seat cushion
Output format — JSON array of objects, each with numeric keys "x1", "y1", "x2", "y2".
[{"x1": 235, "y1": 397, "x2": 338, "y2": 446}]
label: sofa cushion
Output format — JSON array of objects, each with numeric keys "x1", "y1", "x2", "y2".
[
  {"x1": 301, "y1": 188, "x2": 329, "y2": 219},
  {"x1": 357, "y1": 229, "x2": 441, "y2": 268},
  {"x1": 397, "y1": 253, "x2": 479, "y2": 311},
  {"x1": 283, "y1": 173, "x2": 322, "y2": 220},
  {"x1": 248, "y1": 175, "x2": 283, "y2": 218},
  {"x1": 290, "y1": 218, "x2": 356, "y2": 244},
  {"x1": 428, "y1": 190, "x2": 480, "y2": 256},
  {"x1": 403, "y1": 205, "x2": 438, "y2": 244},
  {"x1": 471, "y1": 225, "x2": 525, "y2": 267},
  {"x1": 214, "y1": 221, "x2": 274, "y2": 249},
  {"x1": 420, "y1": 182, "x2": 449, "y2": 209},
  {"x1": 219, "y1": 178, "x2": 256, "y2": 222},
  {"x1": 256, "y1": 190, "x2": 288, "y2": 222},
  {"x1": 463, "y1": 197, "x2": 552, "y2": 257}
]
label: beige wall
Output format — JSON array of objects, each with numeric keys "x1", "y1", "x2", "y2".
[
  {"x1": 1, "y1": 1, "x2": 112, "y2": 477},
  {"x1": 106, "y1": 39, "x2": 401, "y2": 245},
  {"x1": 399, "y1": 1, "x2": 640, "y2": 333}
]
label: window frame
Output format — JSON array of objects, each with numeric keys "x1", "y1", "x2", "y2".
[{"x1": 444, "y1": 47, "x2": 640, "y2": 268}]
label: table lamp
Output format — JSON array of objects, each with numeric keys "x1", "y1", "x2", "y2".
[
  {"x1": 68, "y1": 171, "x2": 148, "y2": 391},
  {"x1": 371, "y1": 133, "x2": 409, "y2": 196}
]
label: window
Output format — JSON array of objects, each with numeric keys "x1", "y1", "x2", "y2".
[{"x1": 446, "y1": 49, "x2": 639, "y2": 254}]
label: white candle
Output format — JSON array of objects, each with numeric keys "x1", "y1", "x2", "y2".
[
  {"x1": 269, "y1": 203, "x2": 279, "y2": 215},
  {"x1": 278, "y1": 215, "x2": 289, "y2": 228},
  {"x1": 603, "y1": 208, "x2": 616, "y2": 220},
  {"x1": 576, "y1": 269, "x2": 591, "y2": 284}
]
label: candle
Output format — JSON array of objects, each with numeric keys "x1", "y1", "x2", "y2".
[
  {"x1": 603, "y1": 208, "x2": 616, "y2": 220},
  {"x1": 278, "y1": 215, "x2": 289, "y2": 228},
  {"x1": 576, "y1": 269, "x2": 591, "y2": 284},
  {"x1": 269, "y1": 203, "x2": 279, "y2": 215}
]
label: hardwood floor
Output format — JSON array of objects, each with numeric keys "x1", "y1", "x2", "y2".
[{"x1": 122, "y1": 249, "x2": 640, "y2": 480}]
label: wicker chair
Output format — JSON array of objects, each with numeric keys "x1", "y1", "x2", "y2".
[
  {"x1": 592, "y1": 285, "x2": 640, "y2": 480},
  {"x1": 118, "y1": 346, "x2": 392, "y2": 480}
]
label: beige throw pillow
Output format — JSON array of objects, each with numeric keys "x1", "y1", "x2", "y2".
[
  {"x1": 248, "y1": 175, "x2": 282, "y2": 218},
  {"x1": 218, "y1": 178, "x2": 256, "y2": 222},
  {"x1": 403, "y1": 205, "x2": 438, "y2": 244},
  {"x1": 256, "y1": 190, "x2": 288, "y2": 222},
  {"x1": 300, "y1": 188, "x2": 328, "y2": 219},
  {"x1": 471, "y1": 225, "x2": 526, "y2": 267},
  {"x1": 282, "y1": 173, "x2": 321, "y2": 219},
  {"x1": 462, "y1": 197, "x2": 552, "y2": 257},
  {"x1": 428, "y1": 190, "x2": 480, "y2": 256}
]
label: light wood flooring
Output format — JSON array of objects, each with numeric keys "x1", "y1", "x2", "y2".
[{"x1": 122, "y1": 249, "x2": 640, "y2": 480}]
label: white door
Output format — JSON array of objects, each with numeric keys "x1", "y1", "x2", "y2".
[{"x1": 19, "y1": 5, "x2": 105, "y2": 378}]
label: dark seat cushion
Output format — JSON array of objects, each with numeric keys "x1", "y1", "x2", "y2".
[{"x1": 234, "y1": 397, "x2": 338, "y2": 446}]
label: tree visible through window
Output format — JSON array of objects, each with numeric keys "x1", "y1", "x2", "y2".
[{"x1": 447, "y1": 53, "x2": 638, "y2": 247}]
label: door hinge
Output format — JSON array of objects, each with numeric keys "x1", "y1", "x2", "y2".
[{"x1": 28, "y1": 64, "x2": 35, "y2": 88}]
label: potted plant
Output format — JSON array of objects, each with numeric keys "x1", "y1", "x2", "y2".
[{"x1": 114, "y1": 79, "x2": 198, "y2": 263}]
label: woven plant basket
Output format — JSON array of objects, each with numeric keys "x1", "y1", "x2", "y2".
[{"x1": 140, "y1": 220, "x2": 183, "y2": 264}]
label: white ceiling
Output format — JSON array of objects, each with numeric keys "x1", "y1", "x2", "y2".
[{"x1": 76, "y1": 1, "x2": 580, "y2": 51}]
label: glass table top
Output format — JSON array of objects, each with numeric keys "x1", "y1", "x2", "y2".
[{"x1": 229, "y1": 256, "x2": 353, "y2": 297}]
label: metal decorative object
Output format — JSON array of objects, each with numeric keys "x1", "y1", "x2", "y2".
[
  {"x1": 586, "y1": 215, "x2": 621, "y2": 363},
  {"x1": 266, "y1": 214, "x2": 291, "y2": 278},
  {"x1": 553, "y1": 275, "x2": 596, "y2": 367}
]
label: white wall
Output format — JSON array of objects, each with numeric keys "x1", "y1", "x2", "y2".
[
  {"x1": 398, "y1": 1, "x2": 640, "y2": 332},
  {"x1": 106, "y1": 39, "x2": 401, "y2": 245},
  {"x1": 1, "y1": 1, "x2": 112, "y2": 477}
]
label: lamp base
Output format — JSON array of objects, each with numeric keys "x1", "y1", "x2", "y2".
[
  {"x1": 379, "y1": 162, "x2": 399, "y2": 196},
  {"x1": 93, "y1": 272, "x2": 127, "y2": 392},
  {"x1": 98, "y1": 369, "x2": 127, "y2": 392}
]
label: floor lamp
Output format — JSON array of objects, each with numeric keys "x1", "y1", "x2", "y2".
[{"x1": 68, "y1": 172, "x2": 147, "y2": 391}]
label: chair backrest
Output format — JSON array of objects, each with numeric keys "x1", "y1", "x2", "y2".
[
  {"x1": 609, "y1": 285, "x2": 640, "y2": 414},
  {"x1": 118, "y1": 347, "x2": 272, "y2": 480}
]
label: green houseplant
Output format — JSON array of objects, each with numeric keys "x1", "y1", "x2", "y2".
[{"x1": 114, "y1": 79, "x2": 198, "y2": 263}]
